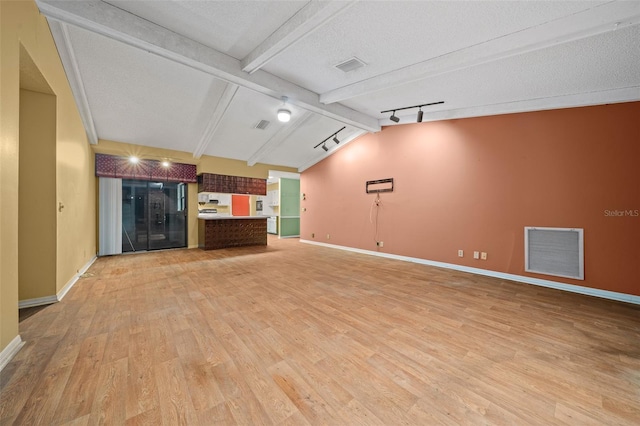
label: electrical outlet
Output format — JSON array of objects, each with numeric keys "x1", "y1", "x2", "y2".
[
  {"x1": 473, "y1": 251, "x2": 480, "y2": 259},
  {"x1": 326, "y1": 234, "x2": 330, "y2": 240},
  {"x1": 377, "y1": 241, "x2": 384, "y2": 247},
  {"x1": 481, "y1": 252, "x2": 487, "y2": 260},
  {"x1": 458, "y1": 249, "x2": 464, "y2": 257}
]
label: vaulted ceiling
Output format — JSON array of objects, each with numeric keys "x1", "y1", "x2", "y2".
[{"x1": 37, "y1": 0, "x2": 640, "y2": 171}]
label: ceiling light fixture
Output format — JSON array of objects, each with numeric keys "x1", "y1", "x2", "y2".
[
  {"x1": 381, "y1": 101, "x2": 444, "y2": 124},
  {"x1": 277, "y1": 109, "x2": 291, "y2": 123},
  {"x1": 314, "y1": 126, "x2": 346, "y2": 151},
  {"x1": 129, "y1": 156, "x2": 139, "y2": 164},
  {"x1": 161, "y1": 161, "x2": 170, "y2": 167},
  {"x1": 277, "y1": 96, "x2": 291, "y2": 123}
]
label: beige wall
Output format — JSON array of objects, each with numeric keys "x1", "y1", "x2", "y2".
[
  {"x1": 1, "y1": 0, "x2": 96, "y2": 354},
  {"x1": 19, "y1": 89, "x2": 57, "y2": 300},
  {"x1": 93, "y1": 139, "x2": 297, "y2": 248},
  {"x1": 0, "y1": 0, "x2": 21, "y2": 352}
]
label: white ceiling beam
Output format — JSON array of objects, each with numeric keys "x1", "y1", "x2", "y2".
[
  {"x1": 48, "y1": 20, "x2": 98, "y2": 144},
  {"x1": 297, "y1": 130, "x2": 367, "y2": 172},
  {"x1": 35, "y1": 0, "x2": 380, "y2": 133},
  {"x1": 320, "y1": 1, "x2": 640, "y2": 104},
  {"x1": 247, "y1": 111, "x2": 314, "y2": 167},
  {"x1": 241, "y1": 0, "x2": 355, "y2": 74},
  {"x1": 192, "y1": 83, "x2": 239, "y2": 159}
]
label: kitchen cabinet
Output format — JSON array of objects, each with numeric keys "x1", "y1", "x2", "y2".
[
  {"x1": 268, "y1": 189, "x2": 279, "y2": 206},
  {"x1": 198, "y1": 217, "x2": 267, "y2": 250},
  {"x1": 198, "y1": 192, "x2": 231, "y2": 205},
  {"x1": 198, "y1": 173, "x2": 266, "y2": 195},
  {"x1": 267, "y1": 217, "x2": 277, "y2": 234}
]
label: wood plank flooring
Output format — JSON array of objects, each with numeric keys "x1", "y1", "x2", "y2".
[{"x1": 1, "y1": 237, "x2": 639, "y2": 425}]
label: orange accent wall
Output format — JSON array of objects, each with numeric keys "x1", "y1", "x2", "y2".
[{"x1": 301, "y1": 102, "x2": 640, "y2": 296}]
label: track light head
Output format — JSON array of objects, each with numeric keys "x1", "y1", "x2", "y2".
[
  {"x1": 277, "y1": 108, "x2": 291, "y2": 122},
  {"x1": 314, "y1": 126, "x2": 345, "y2": 150},
  {"x1": 381, "y1": 101, "x2": 444, "y2": 124}
]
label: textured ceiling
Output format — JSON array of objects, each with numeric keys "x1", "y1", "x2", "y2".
[{"x1": 37, "y1": 0, "x2": 640, "y2": 171}]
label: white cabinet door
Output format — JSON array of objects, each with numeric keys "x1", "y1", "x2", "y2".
[{"x1": 217, "y1": 193, "x2": 232, "y2": 206}]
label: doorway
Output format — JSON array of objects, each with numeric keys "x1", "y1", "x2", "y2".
[{"x1": 121, "y1": 180, "x2": 187, "y2": 252}]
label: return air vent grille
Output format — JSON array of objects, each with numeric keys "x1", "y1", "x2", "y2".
[
  {"x1": 254, "y1": 120, "x2": 270, "y2": 130},
  {"x1": 525, "y1": 227, "x2": 584, "y2": 280},
  {"x1": 334, "y1": 57, "x2": 366, "y2": 73}
]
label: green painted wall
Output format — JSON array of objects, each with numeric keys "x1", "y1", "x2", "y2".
[{"x1": 279, "y1": 178, "x2": 300, "y2": 237}]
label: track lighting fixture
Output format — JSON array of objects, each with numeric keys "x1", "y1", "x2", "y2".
[
  {"x1": 314, "y1": 126, "x2": 346, "y2": 151},
  {"x1": 381, "y1": 101, "x2": 444, "y2": 124},
  {"x1": 277, "y1": 96, "x2": 291, "y2": 122}
]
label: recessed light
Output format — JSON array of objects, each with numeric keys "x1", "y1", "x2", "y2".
[{"x1": 129, "y1": 156, "x2": 139, "y2": 164}]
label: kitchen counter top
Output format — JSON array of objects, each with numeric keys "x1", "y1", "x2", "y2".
[{"x1": 197, "y1": 215, "x2": 268, "y2": 220}]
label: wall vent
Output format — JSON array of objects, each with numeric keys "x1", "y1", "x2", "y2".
[
  {"x1": 334, "y1": 57, "x2": 366, "y2": 73},
  {"x1": 254, "y1": 120, "x2": 270, "y2": 130},
  {"x1": 525, "y1": 227, "x2": 584, "y2": 280}
]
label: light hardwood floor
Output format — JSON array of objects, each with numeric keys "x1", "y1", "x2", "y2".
[{"x1": 1, "y1": 237, "x2": 639, "y2": 425}]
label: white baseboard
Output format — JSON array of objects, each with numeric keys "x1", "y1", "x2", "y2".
[
  {"x1": 0, "y1": 335, "x2": 25, "y2": 372},
  {"x1": 58, "y1": 255, "x2": 97, "y2": 301},
  {"x1": 17, "y1": 255, "x2": 97, "y2": 309},
  {"x1": 18, "y1": 295, "x2": 58, "y2": 309},
  {"x1": 300, "y1": 240, "x2": 640, "y2": 306}
]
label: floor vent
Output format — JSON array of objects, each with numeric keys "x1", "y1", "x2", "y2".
[
  {"x1": 525, "y1": 227, "x2": 584, "y2": 280},
  {"x1": 334, "y1": 57, "x2": 366, "y2": 73},
  {"x1": 254, "y1": 120, "x2": 270, "y2": 130}
]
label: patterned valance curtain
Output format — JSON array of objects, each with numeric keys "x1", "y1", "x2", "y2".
[{"x1": 95, "y1": 153, "x2": 197, "y2": 183}]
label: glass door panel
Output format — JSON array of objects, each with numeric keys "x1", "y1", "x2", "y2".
[
  {"x1": 122, "y1": 180, "x2": 187, "y2": 252},
  {"x1": 122, "y1": 180, "x2": 148, "y2": 252}
]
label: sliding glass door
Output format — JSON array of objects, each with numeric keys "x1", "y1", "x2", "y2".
[{"x1": 122, "y1": 180, "x2": 187, "y2": 252}]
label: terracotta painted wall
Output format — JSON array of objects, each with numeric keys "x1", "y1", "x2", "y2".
[{"x1": 301, "y1": 102, "x2": 640, "y2": 297}]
